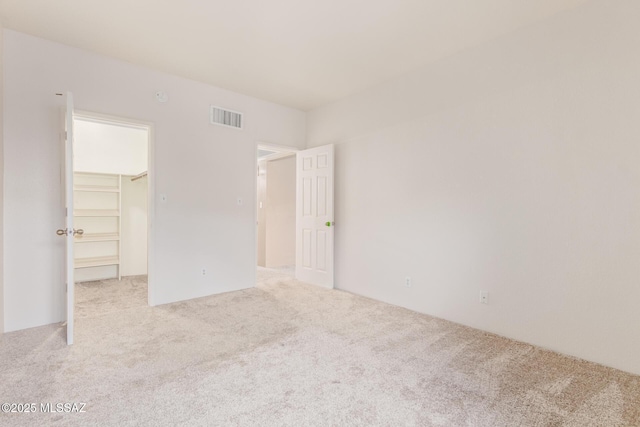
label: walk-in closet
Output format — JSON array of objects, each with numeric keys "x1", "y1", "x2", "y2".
[{"x1": 72, "y1": 114, "x2": 149, "y2": 310}]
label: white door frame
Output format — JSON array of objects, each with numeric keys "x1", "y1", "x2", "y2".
[
  {"x1": 72, "y1": 110, "x2": 156, "y2": 306},
  {"x1": 64, "y1": 92, "x2": 75, "y2": 345}
]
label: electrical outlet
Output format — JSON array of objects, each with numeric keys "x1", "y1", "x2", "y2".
[
  {"x1": 480, "y1": 291, "x2": 489, "y2": 304},
  {"x1": 405, "y1": 277, "x2": 412, "y2": 288},
  {"x1": 237, "y1": 197, "x2": 243, "y2": 206},
  {"x1": 202, "y1": 269, "x2": 207, "y2": 276}
]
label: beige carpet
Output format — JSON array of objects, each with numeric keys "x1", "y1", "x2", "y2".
[{"x1": 1, "y1": 269, "x2": 639, "y2": 426}]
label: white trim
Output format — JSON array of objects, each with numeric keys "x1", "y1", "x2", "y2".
[
  {"x1": 261, "y1": 152, "x2": 295, "y2": 162},
  {"x1": 147, "y1": 124, "x2": 156, "y2": 306},
  {"x1": 257, "y1": 142, "x2": 299, "y2": 153},
  {"x1": 257, "y1": 143, "x2": 298, "y2": 161},
  {"x1": 74, "y1": 110, "x2": 150, "y2": 131}
]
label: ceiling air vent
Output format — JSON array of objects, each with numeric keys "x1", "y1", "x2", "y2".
[{"x1": 210, "y1": 106, "x2": 243, "y2": 130}]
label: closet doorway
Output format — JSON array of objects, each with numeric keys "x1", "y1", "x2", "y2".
[
  {"x1": 72, "y1": 112, "x2": 152, "y2": 318},
  {"x1": 256, "y1": 145, "x2": 297, "y2": 278}
]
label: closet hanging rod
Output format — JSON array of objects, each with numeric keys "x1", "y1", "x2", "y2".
[{"x1": 131, "y1": 171, "x2": 148, "y2": 182}]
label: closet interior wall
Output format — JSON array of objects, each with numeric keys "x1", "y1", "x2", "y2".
[{"x1": 256, "y1": 155, "x2": 295, "y2": 269}]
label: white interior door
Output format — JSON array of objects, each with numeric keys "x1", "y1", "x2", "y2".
[
  {"x1": 295, "y1": 144, "x2": 334, "y2": 288},
  {"x1": 62, "y1": 92, "x2": 75, "y2": 345}
]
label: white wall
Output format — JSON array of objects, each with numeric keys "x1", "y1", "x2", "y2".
[
  {"x1": 121, "y1": 175, "x2": 148, "y2": 277},
  {"x1": 307, "y1": 0, "x2": 640, "y2": 375},
  {"x1": 0, "y1": 24, "x2": 4, "y2": 333},
  {"x1": 74, "y1": 119, "x2": 148, "y2": 175},
  {"x1": 3, "y1": 30, "x2": 306, "y2": 332},
  {"x1": 265, "y1": 156, "x2": 296, "y2": 268}
]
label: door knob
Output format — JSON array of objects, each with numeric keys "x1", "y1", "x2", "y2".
[
  {"x1": 325, "y1": 221, "x2": 335, "y2": 227},
  {"x1": 74, "y1": 229, "x2": 84, "y2": 236},
  {"x1": 56, "y1": 229, "x2": 67, "y2": 236}
]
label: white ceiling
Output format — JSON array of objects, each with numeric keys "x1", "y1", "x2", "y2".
[{"x1": 0, "y1": 0, "x2": 588, "y2": 111}]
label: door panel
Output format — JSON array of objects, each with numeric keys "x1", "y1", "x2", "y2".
[
  {"x1": 64, "y1": 92, "x2": 75, "y2": 345},
  {"x1": 303, "y1": 229, "x2": 312, "y2": 268},
  {"x1": 317, "y1": 177, "x2": 327, "y2": 216},
  {"x1": 316, "y1": 230, "x2": 327, "y2": 271},
  {"x1": 295, "y1": 144, "x2": 334, "y2": 288}
]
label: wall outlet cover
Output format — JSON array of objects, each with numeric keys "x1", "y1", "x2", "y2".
[{"x1": 480, "y1": 291, "x2": 489, "y2": 304}]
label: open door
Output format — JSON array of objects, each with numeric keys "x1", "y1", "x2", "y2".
[
  {"x1": 295, "y1": 144, "x2": 334, "y2": 288},
  {"x1": 57, "y1": 92, "x2": 77, "y2": 345}
]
